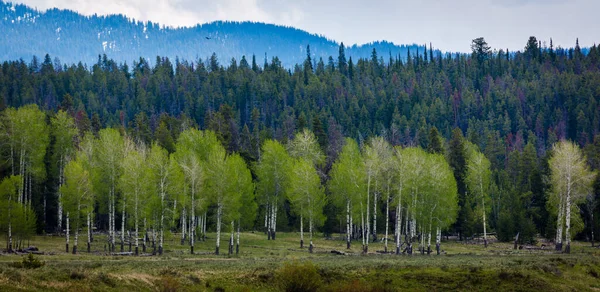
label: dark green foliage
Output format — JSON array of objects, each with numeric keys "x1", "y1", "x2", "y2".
[
  {"x1": 312, "y1": 116, "x2": 327, "y2": 153},
  {"x1": 497, "y1": 190, "x2": 537, "y2": 244},
  {"x1": 132, "y1": 112, "x2": 152, "y2": 145},
  {"x1": 448, "y1": 128, "x2": 474, "y2": 239},
  {"x1": 427, "y1": 127, "x2": 444, "y2": 155}
]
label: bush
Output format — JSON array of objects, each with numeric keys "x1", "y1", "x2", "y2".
[
  {"x1": 9, "y1": 253, "x2": 45, "y2": 269},
  {"x1": 277, "y1": 261, "x2": 322, "y2": 292}
]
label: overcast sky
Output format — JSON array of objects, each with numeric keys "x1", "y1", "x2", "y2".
[{"x1": 13, "y1": 0, "x2": 599, "y2": 52}]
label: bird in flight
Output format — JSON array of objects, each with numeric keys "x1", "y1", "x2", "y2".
[{"x1": 205, "y1": 37, "x2": 211, "y2": 40}]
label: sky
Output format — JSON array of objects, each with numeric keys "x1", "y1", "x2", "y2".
[{"x1": 12, "y1": 0, "x2": 599, "y2": 52}]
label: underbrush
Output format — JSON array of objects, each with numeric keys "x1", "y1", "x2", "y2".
[{"x1": 8, "y1": 253, "x2": 45, "y2": 269}]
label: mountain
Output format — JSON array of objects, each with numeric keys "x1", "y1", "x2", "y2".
[{"x1": 0, "y1": 1, "x2": 426, "y2": 67}]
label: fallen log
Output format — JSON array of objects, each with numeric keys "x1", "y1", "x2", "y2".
[
  {"x1": 112, "y1": 252, "x2": 134, "y2": 256},
  {"x1": 330, "y1": 250, "x2": 347, "y2": 255}
]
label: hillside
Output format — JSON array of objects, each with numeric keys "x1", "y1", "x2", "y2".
[{"x1": 0, "y1": 1, "x2": 424, "y2": 67}]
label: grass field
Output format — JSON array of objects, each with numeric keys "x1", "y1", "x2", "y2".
[{"x1": 1, "y1": 231, "x2": 600, "y2": 291}]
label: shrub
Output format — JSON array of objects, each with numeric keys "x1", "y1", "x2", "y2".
[
  {"x1": 276, "y1": 261, "x2": 322, "y2": 292},
  {"x1": 9, "y1": 253, "x2": 45, "y2": 269}
]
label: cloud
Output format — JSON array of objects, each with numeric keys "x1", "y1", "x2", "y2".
[{"x1": 491, "y1": 0, "x2": 563, "y2": 7}]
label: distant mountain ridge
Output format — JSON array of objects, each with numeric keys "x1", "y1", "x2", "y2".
[{"x1": 0, "y1": 1, "x2": 428, "y2": 67}]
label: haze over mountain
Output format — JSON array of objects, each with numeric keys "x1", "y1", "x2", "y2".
[{"x1": 0, "y1": 1, "x2": 427, "y2": 67}]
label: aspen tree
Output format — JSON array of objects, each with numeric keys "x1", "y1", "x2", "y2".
[{"x1": 549, "y1": 141, "x2": 596, "y2": 253}]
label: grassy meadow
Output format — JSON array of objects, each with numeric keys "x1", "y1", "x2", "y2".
[{"x1": 1, "y1": 232, "x2": 600, "y2": 291}]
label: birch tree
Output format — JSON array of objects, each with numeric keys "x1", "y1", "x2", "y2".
[
  {"x1": 361, "y1": 141, "x2": 381, "y2": 252},
  {"x1": 0, "y1": 175, "x2": 22, "y2": 252},
  {"x1": 370, "y1": 137, "x2": 393, "y2": 251},
  {"x1": 147, "y1": 143, "x2": 175, "y2": 255},
  {"x1": 403, "y1": 147, "x2": 428, "y2": 254},
  {"x1": 119, "y1": 142, "x2": 149, "y2": 255},
  {"x1": 50, "y1": 110, "x2": 78, "y2": 234},
  {"x1": 329, "y1": 138, "x2": 365, "y2": 250},
  {"x1": 549, "y1": 140, "x2": 596, "y2": 253},
  {"x1": 288, "y1": 158, "x2": 326, "y2": 251},
  {"x1": 256, "y1": 140, "x2": 292, "y2": 240},
  {"x1": 60, "y1": 153, "x2": 94, "y2": 254},
  {"x1": 0, "y1": 105, "x2": 49, "y2": 210},
  {"x1": 465, "y1": 145, "x2": 492, "y2": 247},
  {"x1": 223, "y1": 153, "x2": 253, "y2": 255},
  {"x1": 205, "y1": 137, "x2": 229, "y2": 255},
  {"x1": 422, "y1": 153, "x2": 458, "y2": 254},
  {"x1": 174, "y1": 129, "x2": 206, "y2": 254},
  {"x1": 94, "y1": 128, "x2": 124, "y2": 252},
  {"x1": 392, "y1": 146, "x2": 411, "y2": 254}
]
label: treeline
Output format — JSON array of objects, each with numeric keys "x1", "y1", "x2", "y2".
[
  {"x1": 1, "y1": 36, "x2": 600, "y2": 250},
  {"x1": 0, "y1": 104, "x2": 597, "y2": 255}
]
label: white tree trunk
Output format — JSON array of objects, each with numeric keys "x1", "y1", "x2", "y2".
[
  {"x1": 395, "y1": 203, "x2": 401, "y2": 254},
  {"x1": 273, "y1": 204, "x2": 278, "y2": 240},
  {"x1": 264, "y1": 206, "x2": 268, "y2": 229},
  {"x1": 350, "y1": 207, "x2": 353, "y2": 239},
  {"x1": 346, "y1": 199, "x2": 351, "y2": 249},
  {"x1": 373, "y1": 190, "x2": 378, "y2": 241},
  {"x1": 181, "y1": 207, "x2": 186, "y2": 245},
  {"x1": 480, "y1": 179, "x2": 487, "y2": 248},
  {"x1": 143, "y1": 217, "x2": 147, "y2": 253},
  {"x1": 436, "y1": 226, "x2": 441, "y2": 255},
  {"x1": 427, "y1": 218, "x2": 432, "y2": 254},
  {"x1": 300, "y1": 213, "x2": 304, "y2": 248},
  {"x1": 236, "y1": 219, "x2": 240, "y2": 255},
  {"x1": 360, "y1": 202, "x2": 365, "y2": 250},
  {"x1": 309, "y1": 211, "x2": 314, "y2": 253},
  {"x1": 57, "y1": 155, "x2": 64, "y2": 233},
  {"x1": 266, "y1": 202, "x2": 271, "y2": 239},
  {"x1": 190, "y1": 213, "x2": 195, "y2": 253},
  {"x1": 556, "y1": 191, "x2": 565, "y2": 250},
  {"x1": 216, "y1": 204, "x2": 222, "y2": 255},
  {"x1": 565, "y1": 177, "x2": 572, "y2": 253},
  {"x1": 74, "y1": 202, "x2": 80, "y2": 254},
  {"x1": 66, "y1": 212, "x2": 70, "y2": 253},
  {"x1": 159, "y1": 177, "x2": 166, "y2": 255},
  {"x1": 121, "y1": 201, "x2": 126, "y2": 251},
  {"x1": 385, "y1": 195, "x2": 389, "y2": 252},
  {"x1": 366, "y1": 177, "x2": 370, "y2": 252},
  {"x1": 87, "y1": 212, "x2": 91, "y2": 253},
  {"x1": 229, "y1": 221, "x2": 234, "y2": 255},
  {"x1": 74, "y1": 221, "x2": 79, "y2": 254}
]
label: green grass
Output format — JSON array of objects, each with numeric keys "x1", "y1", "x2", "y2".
[{"x1": 1, "y1": 232, "x2": 599, "y2": 291}]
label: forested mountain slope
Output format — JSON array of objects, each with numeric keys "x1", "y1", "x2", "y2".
[{"x1": 0, "y1": 1, "x2": 424, "y2": 67}]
